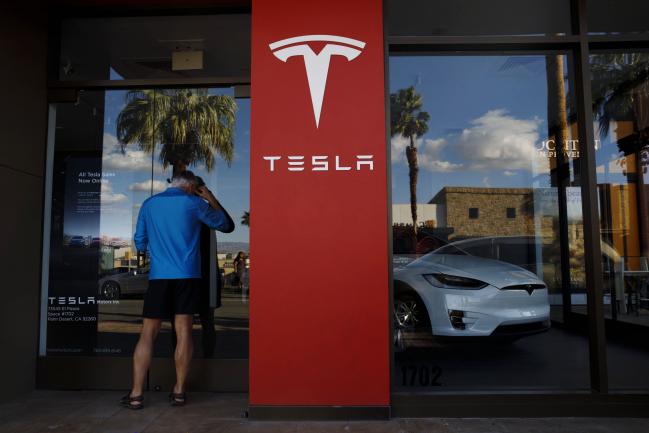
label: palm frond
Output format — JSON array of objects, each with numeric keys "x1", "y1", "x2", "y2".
[
  {"x1": 390, "y1": 86, "x2": 430, "y2": 142},
  {"x1": 116, "y1": 88, "x2": 237, "y2": 172}
]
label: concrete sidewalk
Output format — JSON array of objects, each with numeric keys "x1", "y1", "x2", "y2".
[{"x1": 0, "y1": 391, "x2": 647, "y2": 433}]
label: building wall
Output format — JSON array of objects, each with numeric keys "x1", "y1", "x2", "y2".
[
  {"x1": 434, "y1": 187, "x2": 535, "y2": 239},
  {"x1": 0, "y1": 3, "x2": 48, "y2": 401}
]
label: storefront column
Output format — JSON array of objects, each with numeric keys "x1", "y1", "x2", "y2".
[{"x1": 249, "y1": 0, "x2": 390, "y2": 417}]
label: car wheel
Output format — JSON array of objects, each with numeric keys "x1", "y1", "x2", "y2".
[
  {"x1": 394, "y1": 292, "x2": 431, "y2": 351},
  {"x1": 394, "y1": 292, "x2": 426, "y2": 330},
  {"x1": 101, "y1": 280, "x2": 121, "y2": 300}
]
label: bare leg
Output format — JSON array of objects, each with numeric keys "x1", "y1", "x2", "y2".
[
  {"x1": 131, "y1": 318, "x2": 162, "y2": 397},
  {"x1": 173, "y1": 314, "x2": 194, "y2": 394}
]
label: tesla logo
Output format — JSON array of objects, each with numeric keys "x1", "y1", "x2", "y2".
[
  {"x1": 48, "y1": 296, "x2": 96, "y2": 305},
  {"x1": 269, "y1": 34, "x2": 366, "y2": 127},
  {"x1": 525, "y1": 285, "x2": 535, "y2": 296}
]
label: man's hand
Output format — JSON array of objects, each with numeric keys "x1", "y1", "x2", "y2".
[
  {"x1": 196, "y1": 186, "x2": 223, "y2": 211},
  {"x1": 195, "y1": 185, "x2": 214, "y2": 201}
]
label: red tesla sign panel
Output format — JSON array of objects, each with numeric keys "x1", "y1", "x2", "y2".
[{"x1": 250, "y1": 0, "x2": 389, "y2": 405}]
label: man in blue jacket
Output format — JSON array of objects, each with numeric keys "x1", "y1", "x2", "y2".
[{"x1": 122, "y1": 170, "x2": 233, "y2": 409}]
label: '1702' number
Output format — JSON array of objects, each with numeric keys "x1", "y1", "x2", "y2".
[{"x1": 400, "y1": 364, "x2": 442, "y2": 387}]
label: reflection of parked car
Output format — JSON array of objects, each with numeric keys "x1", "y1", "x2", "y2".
[
  {"x1": 433, "y1": 236, "x2": 545, "y2": 274},
  {"x1": 394, "y1": 252, "x2": 550, "y2": 347},
  {"x1": 432, "y1": 235, "x2": 621, "y2": 292},
  {"x1": 90, "y1": 237, "x2": 101, "y2": 247},
  {"x1": 108, "y1": 237, "x2": 130, "y2": 248},
  {"x1": 98, "y1": 268, "x2": 149, "y2": 299},
  {"x1": 69, "y1": 235, "x2": 87, "y2": 247}
]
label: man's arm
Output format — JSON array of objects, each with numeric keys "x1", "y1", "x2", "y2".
[
  {"x1": 195, "y1": 186, "x2": 235, "y2": 233},
  {"x1": 134, "y1": 203, "x2": 149, "y2": 251}
]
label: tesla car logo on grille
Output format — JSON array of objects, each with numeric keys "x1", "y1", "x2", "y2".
[
  {"x1": 525, "y1": 285, "x2": 534, "y2": 295},
  {"x1": 269, "y1": 35, "x2": 366, "y2": 128}
]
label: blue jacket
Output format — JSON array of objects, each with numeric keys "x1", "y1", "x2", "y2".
[{"x1": 134, "y1": 187, "x2": 233, "y2": 279}]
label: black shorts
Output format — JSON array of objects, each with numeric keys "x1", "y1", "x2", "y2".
[{"x1": 142, "y1": 278, "x2": 202, "y2": 319}]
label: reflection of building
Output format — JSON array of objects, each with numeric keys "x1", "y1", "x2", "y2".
[
  {"x1": 391, "y1": 204, "x2": 438, "y2": 227},
  {"x1": 393, "y1": 187, "x2": 568, "y2": 259},
  {"x1": 595, "y1": 121, "x2": 648, "y2": 271},
  {"x1": 423, "y1": 186, "x2": 590, "y2": 290},
  {"x1": 114, "y1": 247, "x2": 137, "y2": 269},
  {"x1": 430, "y1": 187, "x2": 535, "y2": 239},
  {"x1": 599, "y1": 183, "x2": 642, "y2": 270}
]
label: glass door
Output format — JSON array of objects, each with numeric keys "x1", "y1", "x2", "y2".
[{"x1": 41, "y1": 87, "x2": 250, "y2": 389}]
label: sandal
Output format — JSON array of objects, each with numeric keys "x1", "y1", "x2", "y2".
[
  {"x1": 120, "y1": 392, "x2": 144, "y2": 410},
  {"x1": 169, "y1": 392, "x2": 186, "y2": 407}
]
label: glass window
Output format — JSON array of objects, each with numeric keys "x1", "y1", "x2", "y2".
[
  {"x1": 587, "y1": 0, "x2": 649, "y2": 35},
  {"x1": 390, "y1": 54, "x2": 590, "y2": 392},
  {"x1": 59, "y1": 15, "x2": 250, "y2": 81},
  {"x1": 590, "y1": 51, "x2": 649, "y2": 390},
  {"x1": 497, "y1": 239, "x2": 537, "y2": 272},
  {"x1": 43, "y1": 88, "x2": 250, "y2": 358},
  {"x1": 386, "y1": 0, "x2": 573, "y2": 37},
  {"x1": 463, "y1": 241, "x2": 494, "y2": 260}
]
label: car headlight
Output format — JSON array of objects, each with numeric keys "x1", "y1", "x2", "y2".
[{"x1": 422, "y1": 273, "x2": 488, "y2": 290}]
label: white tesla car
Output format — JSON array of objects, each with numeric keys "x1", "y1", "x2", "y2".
[{"x1": 393, "y1": 251, "x2": 550, "y2": 343}]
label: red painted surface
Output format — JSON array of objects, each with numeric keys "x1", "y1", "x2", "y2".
[{"x1": 250, "y1": 0, "x2": 389, "y2": 406}]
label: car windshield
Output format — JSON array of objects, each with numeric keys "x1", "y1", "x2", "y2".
[
  {"x1": 431, "y1": 243, "x2": 468, "y2": 255},
  {"x1": 408, "y1": 247, "x2": 465, "y2": 267},
  {"x1": 410, "y1": 237, "x2": 510, "y2": 268}
]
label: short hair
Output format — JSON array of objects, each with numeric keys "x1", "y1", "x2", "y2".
[{"x1": 171, "y1": 170, "x2": 197, "y2": 188}]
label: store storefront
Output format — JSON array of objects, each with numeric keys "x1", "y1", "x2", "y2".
[{"x1": 1, "y1": 0, "x2": 649, "y2": 419}]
